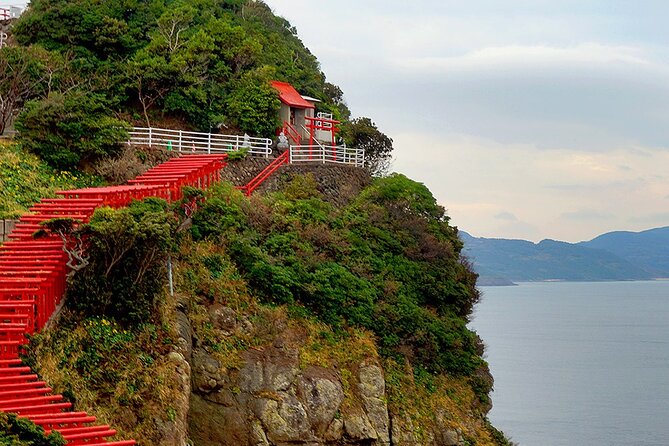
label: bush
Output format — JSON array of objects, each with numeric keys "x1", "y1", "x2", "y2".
[
  {"x1": 67, "y1": 199, "x2": 173, "y2": 324},
  {"x1": 190, "y1": 183, "x2": 246, "y2": 240},
  {"x1": 15, "y1": 92, "x2": 130, "y2": 170},
  {"x1": 190, "y1": 174, "x2": 484, "y2": 376}
]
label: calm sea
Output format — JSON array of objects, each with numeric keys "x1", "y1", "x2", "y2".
[{"x1": 470, "y1": 281, "x2": 669, "y2": 446}]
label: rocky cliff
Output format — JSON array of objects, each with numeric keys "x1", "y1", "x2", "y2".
[
  {"x1": 174, "y1": 303, "x2": 477, "y2": 446},
  {"x1": 166, "y1": 168, "x2": 506, "y2": 446}
]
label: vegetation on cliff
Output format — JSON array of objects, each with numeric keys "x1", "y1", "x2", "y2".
[
  {"x1": 191, "y1": 176, "x2": 482, "y2": 377},
  {"x1": 0, "y1": 139, "x2": 101, "y2": 218},
  {"x1": 23, "y1": 172, "x2": 510, "y2": 444},
  {"x1": 183, "y1": 175, "x2": 508, "y2": 444}
]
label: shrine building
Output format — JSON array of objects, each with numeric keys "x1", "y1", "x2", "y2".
[{"x1": 270, "y1": 80, "x2": 339, "y2": 147}]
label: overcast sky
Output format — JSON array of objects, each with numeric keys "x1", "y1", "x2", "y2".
[{"x1": 267, "y1": 0, "x2": 669, "y2": 242}]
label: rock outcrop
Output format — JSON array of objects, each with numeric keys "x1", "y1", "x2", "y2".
[
  {"x1": 187, "y1": 308, "x2": 392, "y2": 446},
  {"x1": 154, "y1": 306, "x2": 194, "y2": 446},
  {"x1": 184, "y1": 305, "x2": 477, "y2": 446}
]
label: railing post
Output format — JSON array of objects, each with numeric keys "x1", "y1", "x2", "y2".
[
  {"x1": 178, "y1": 130, "x2": 182, "y2": 153},
  {"x1": 148, "y1": 127, "x2": 153, "y2": 148},
  {"x1": 236, "y1": 135, "x2": 239, "y2": 150},
  {"x1": 207, "y1": 133, "x2": 211, "y2": 154},
  {"x1": 289, "y1": 147, "x2": 293, "y2": 164}
]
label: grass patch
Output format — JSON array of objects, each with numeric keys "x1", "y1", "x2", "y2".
[{"x1": 0, "y1": 140, "x2": 102, "y2": 219}]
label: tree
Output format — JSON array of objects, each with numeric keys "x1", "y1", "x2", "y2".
[
  {"x1": 322, "y1": 81, "x2": 351, "y2": 120},
  {"x1": 0, "y1": 46, "x2": 51, "y2": 134},
  {"x1": 15, "y1": 91, "x2": 129, "y2": 169},
  {"x1": 128, "y1": 52, "x2": 177, "y2": 127},
  {"x1": 36, "y1": 218, "x2": 89, "y2": 276},
  {"x1": 225, "y1": 68, "x2": 280, "y2": 136},
  {"x1": 342, "y1": 117, "x2": 394, "y2": 176},
  {"x1": 67, "y1": 199, "x2": 174, "y2": 324}
]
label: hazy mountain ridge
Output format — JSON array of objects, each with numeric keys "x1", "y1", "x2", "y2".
[
  {"x1": 461, "y1": 226, "x2": 669, "y2": 284},
  {"x1": 579, "y1": 227, "x2": 669, "y2": 278}
]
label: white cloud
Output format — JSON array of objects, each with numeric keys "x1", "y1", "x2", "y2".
[
  {"x1": 395, "y1": 43, "x2": 654, "y2": 74},
  {"x1": 392, "y1": 131, "x2": 669, "y2": 242},
  {"x1": 560, "y1": 210, "x2": 614, "y2": 221}
]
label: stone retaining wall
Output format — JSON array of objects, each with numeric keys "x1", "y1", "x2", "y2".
[
  {"x1": 221, "y1": 157, "x2": 371, "y2": 207},
  {"x1": 219, "y1": 157, "x2": 275, "y2": 186},
  {"x1": 259, "y1": 163, "x2": 372, "y2": 207}
]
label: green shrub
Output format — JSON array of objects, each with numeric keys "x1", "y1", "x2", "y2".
[
  {"x1": 190, "y1": 183, "x2": 246, "y2": 240},
  {"x1": 189, "y1": 174, "x2": 484, "y2": 376},
  {"x1": 67, "y1": 199, "x2": 173, "y2": 324},
  {"x1": 15, "y1": 92, "x2": 129, "y2": 170},
  {"x1": 226, "y1": 146, "x2": 249, "y2": 161}
]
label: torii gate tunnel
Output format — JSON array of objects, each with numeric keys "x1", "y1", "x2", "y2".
[{"x1": 0, "y1": 154, "x2": 227, "y2": 445}]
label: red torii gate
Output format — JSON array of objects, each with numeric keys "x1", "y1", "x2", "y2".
[{"x1": 305, "y1": 114, "x2": 340, "y2": 147}]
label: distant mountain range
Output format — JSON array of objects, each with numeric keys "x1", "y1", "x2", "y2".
[{"x1": 460, "y1": 227, "x2": 669, "y2": 285}]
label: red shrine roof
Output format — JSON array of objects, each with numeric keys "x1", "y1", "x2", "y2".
[{"x1": 271, "y1": 81, "x2": 315, "y2": 109}]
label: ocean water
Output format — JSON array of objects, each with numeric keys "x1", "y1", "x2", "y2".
[{"x1": 470, "y1": 281, "x2": 669, "y2": 446}]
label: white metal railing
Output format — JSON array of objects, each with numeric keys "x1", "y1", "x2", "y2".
[
  {"x1": 289, "y1": 144, "x2": 365, "y2": 167},
  {"x1": 127, "y1": 127, "x2": 272, "y2": 157}
]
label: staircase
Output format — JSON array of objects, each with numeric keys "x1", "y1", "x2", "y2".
[
  {"x1": 0, "y1": 154, "x2": 228, "y2": 444},
  {"x1": 237, "y1": 151, "x2": 290, "y2": 196}
]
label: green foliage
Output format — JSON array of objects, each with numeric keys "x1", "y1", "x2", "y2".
[
  {"x1": 226, "y1": 146, "x2": 249, "y2": 161},
  {"x1": 67, "y1": 199, "x2": 173, "y2": 324},
  {"x1": 190, "y1": 183, "x2": 246, "y2": 240},
  {"x1": 15, "y1": 92, "x2": 130, "y2": 170},
  {"x1": 225, "y1": 69, "x2": 281, "y2": 136},
  {"x1": 190, "y1": 174, "x2": 482, "y2": 376},
  {"x1": 70, "y1": 317, "x2": 137, "y2": 386},
  {"x1": 13, "y1": 0, "x2": 163, "y2": 60},
  {"x1": 0, "y1": 413, "x2": 65, "y2": 446},
  {"x1": 21, "y1": 309, "x2": 177, "y2": 445}
]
